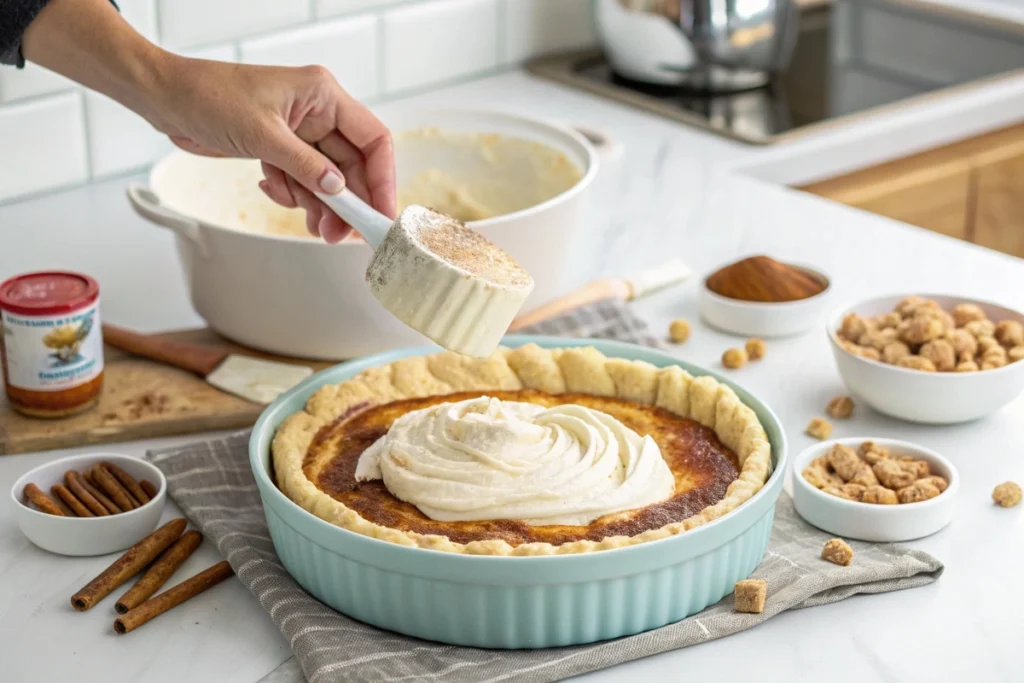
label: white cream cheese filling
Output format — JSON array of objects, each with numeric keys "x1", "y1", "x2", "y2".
[{"x1": 355, "y1": 396, "x2": 675, "y2": 526}]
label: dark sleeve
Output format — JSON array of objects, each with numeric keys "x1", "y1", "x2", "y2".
[
  {"x1": 1, "y1": 0, "x2": 119, "y2": 68},
  {"x1": 0, "y1": 0, "x2": 51, "y2": 67}
]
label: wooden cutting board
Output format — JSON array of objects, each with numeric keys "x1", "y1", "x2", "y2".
[{"x1": 0, "y1": 329, "x2": 335, "y2": 455}]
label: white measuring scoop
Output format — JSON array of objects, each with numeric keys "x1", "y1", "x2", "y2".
[{"x1": 316, "y1": 189, "x2": 534, "y2": 358}]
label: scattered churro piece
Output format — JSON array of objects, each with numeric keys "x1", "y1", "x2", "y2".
[
  {"x1": 805, "y1": 417, "x2": 832, "y2": 440},
  {"x1": 825, "y1": 396, "x2": 854, "y2": 419},
  {"x1": 827, "y1": 444, "x2": 877, "y2": 486},
  {"x1": 897, "y1": 481, "x2": 942, "y2": 504},
  {"x1": 821, "y1": 538, "x2": 854, "y2": 566},
  {"x1": 992, "y1": 481, "x2": 1021, "y2": 508},
  {"x1": 668, "y1": 318, "x2": 691, "y2": 344},
  {"x1": 862, "y1": 485, "x2": 898, "y2": 505},
  {"x1": 840, "y1": 483, "x2": 867, "y2": 502},
  {"x1": 873, "y1": 459, "x2": 917, "y2": 490},
  {"x1": 733, "y1": 579, "x2": 767, "y2": 614},
  {"x1": 802, "y1": 460, "x2": 844, "y2": 490},
  {"x1": 722, "y1": 347, "x2": 747, "y2": 369},
  {"x1": 897, "y1": 459, "x2": 931, "y2": 479},
  {"x1": 745, "y1": 338, "x2": 766, "y2": 361},
  {"x1": 917, "y1": 476, "x2": 948, "y2": 493}
]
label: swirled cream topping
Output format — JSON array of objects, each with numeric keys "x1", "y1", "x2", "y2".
[{"x1": 354, "y1": 396, "x2": 675, "y2": 526}]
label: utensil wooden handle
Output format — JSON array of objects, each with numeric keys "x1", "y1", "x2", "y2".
[
  {"x1": 102, "y1": 324, "x2": 227, "y2": 377},
  {"x1": 508, "y1": 279, "x2": 631, "y2": 332}
]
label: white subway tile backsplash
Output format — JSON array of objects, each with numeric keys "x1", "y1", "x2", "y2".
[
  {"x1": 0, "y1": 64, "x2": 75, "y2": 103},
  {"x1": 501, "y1": 0, "x2": 596, "y2": 65},
  {"x1": 0, "y1": 0, "x2": 596, "y2": 204},
  {"x1": 0, "y1": 93, "x2": 88, "y2": 202},
  {"x1": 84, "y1": 93, "x2": 172, "y2": 179},
  {"x1": 240, "y1": 16, "x2": 380, "y2": 101},
  {"x1": 157, "y1": 0, "x2": 311, "y2": 50},
  {"x1": 383, "y1": 0, "x2": 498, "y2": 94},
  {"x1": 316, "y1": 0, "x2": 407, "y2": 18}
]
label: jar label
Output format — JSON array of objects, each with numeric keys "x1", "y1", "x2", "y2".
[{"x1": 1, "y1": 299, "x2": 103, "y2": 391}]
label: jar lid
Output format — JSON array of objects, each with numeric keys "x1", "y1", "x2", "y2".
[{"x1": 0, "y1": 271, "x2": 100, "y2": 316}]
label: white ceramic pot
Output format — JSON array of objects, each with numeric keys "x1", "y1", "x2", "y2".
[{"x1": 128, "y1": 110, "x2": 613, "y2": 360}]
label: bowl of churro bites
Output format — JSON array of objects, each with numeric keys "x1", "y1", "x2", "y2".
[
  {"x1": 792, "y1": 437, "x2": 959, "y2": 542},
  {"x1": 828, "y1": 294, "x2": 1024, "y2": 424}
]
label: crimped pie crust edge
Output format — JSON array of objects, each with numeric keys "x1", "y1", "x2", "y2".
[{"x1": 272, "y1": 344, "x2": 772, "y2": 556}]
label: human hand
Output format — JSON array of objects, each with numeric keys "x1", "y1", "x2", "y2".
[{"x1": 152, "y1": 57, "x2": 395, "y2": 243}]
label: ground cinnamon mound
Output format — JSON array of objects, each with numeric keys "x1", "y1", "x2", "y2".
[{"x1": 706, "y1": 255, "x2": 826, "y2": 303}]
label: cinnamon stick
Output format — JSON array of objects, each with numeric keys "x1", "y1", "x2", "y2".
[
  {"x1": 52, "y1": 483, "x2": 94, "y2": 517},
  {"x1": 115, "y1": 531, "x2": 203, "y2": 614},
  {"x1": 71, "y1": 518, "x2": 187, "y2": 611},
  {"x1": 23, "y1": 483, "x2": 66, "y2": 516},
  {"x1": 140, "y1": 480, "x2": 159, "y2": 499},
  {"x1": 50, "y1": 490, "x2": 76, "y2": 516},
  {"x1": 114, "y1": 561, "x2": 234, "y2": 634},
  {"x1": 79, "y1": 476, "x2": 122, "y2": 514},
  {"x1": 90, "y1": 464, "x2": 138, "y2": 511},
  {"x1": 65, "y1": 471, "x2": 110, "y2": 516},
  {"x1": 103, "y1": 462, "x2": 150, "y2": 504}
]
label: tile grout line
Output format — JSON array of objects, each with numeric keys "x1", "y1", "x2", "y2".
[{"x1": 78, "y1": 90, "x2": 96, "y2": 182}]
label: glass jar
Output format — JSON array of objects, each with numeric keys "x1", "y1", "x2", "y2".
[{"x1": 0, "y1": 272, "x2": 104, "y2": 418}]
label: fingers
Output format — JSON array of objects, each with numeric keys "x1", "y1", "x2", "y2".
[
  {"x1": 284, "y1": 175, "x2": 324, "y2": 238},
  {"x1": 284, "y1": 175, "x2": 350, "y2": 243},
  {"x1": 258, "y1": 120, "x2": 346, "y2": 198},
  {"x1": 260, "y1": 162, "x2": 297, "y2": 208},
  {"x1": 317, "y1": 131, "x2": 372, "y2": 207},
  {"x1": 321, "y1": 81, "x2": 396, "y2": 218}
]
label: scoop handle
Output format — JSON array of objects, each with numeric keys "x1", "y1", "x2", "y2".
[{"x1": 314, "y1": 189, "x2": 392, "y2": 249}]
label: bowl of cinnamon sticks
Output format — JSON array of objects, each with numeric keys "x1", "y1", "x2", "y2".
[
  {"x1": 699, "y1": 255, "x2": 832, "y2": 337},
  {"x1": 11, "y1": 453, "x2": 166, "y2": 556}
]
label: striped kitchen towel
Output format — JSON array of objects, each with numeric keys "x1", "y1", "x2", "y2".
[{"x1": 148, "y1": 299, "x2": 943, "y2": 683}]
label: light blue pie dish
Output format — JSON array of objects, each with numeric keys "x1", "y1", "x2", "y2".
[{"x1": 249, "y1": 336, "x2": 787, "y2": 649}]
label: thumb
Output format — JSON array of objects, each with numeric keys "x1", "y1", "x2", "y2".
[{"x1": 257, "y1": 125, "x2": 345, "y2": 196}]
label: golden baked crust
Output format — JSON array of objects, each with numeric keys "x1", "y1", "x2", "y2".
[{"x1": 272, "y1": 344, "x2": 772, "y2": 556}]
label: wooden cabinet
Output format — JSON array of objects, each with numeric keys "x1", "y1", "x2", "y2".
[
  {"x1": 971, "y1": 129, "x2": 1024, "y2": 258},
  {"x1": 798, "y1": 122, "x2": 1024, "y2": 258}
]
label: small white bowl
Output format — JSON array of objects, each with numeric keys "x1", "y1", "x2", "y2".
[
  {"x1": 698, "y1": 262, "x2": 831, "y2": 337},
  {"x1": 792, "y1": 437, "x2": 959, "y2": 542},
  {"x1": 11, "y1": 453, "x2": 166, "y2": 556},
  {"x1": 828, "y1": 294, "x2": 1024, "y2": 424}
]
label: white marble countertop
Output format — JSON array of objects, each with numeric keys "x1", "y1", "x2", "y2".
[{"x1": 2, "y1": 54, "x2": 1024, "y2": 683}]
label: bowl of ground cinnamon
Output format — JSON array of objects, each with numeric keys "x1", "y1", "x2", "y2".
[{"x1": 699, "y1": 255, "x2": 831, "y2": 336}]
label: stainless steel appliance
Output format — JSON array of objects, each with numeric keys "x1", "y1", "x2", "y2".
[
  {"x1": 594, "y1": 0, "x2": 801, "y2": 91},
  {"x1": 531, "y1": 0, "x2": 1024, "y2": 144}
]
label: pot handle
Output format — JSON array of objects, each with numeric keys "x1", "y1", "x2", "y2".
[
  {"x1": 126, "y1": 183, "x2": 208, "y2": 258},
  {"x1": 569, "y1": 124, "x2": 625, "y2": 169}
]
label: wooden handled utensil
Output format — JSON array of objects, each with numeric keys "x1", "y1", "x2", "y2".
[
  {"x1": 508, "y1": 259, "x2": 691, "y2": 332},
  {"x1": 101, "y1": 325, "x2": 313, "y2": 405}
]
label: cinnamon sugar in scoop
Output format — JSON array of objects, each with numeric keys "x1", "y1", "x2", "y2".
[{"x1": 706, "y1": 255, "x2": 826, "y2": 303}]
